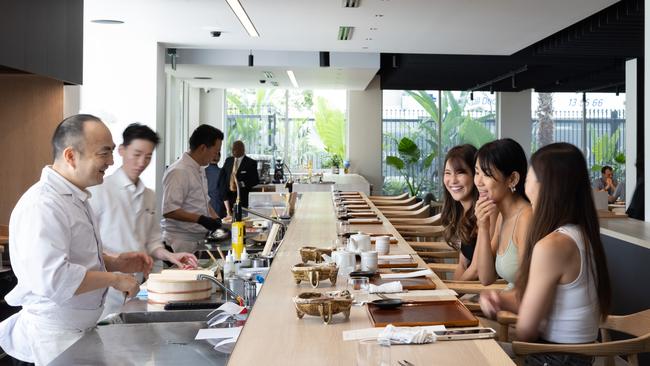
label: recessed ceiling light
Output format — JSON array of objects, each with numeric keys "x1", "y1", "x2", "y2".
[
  {"x1": 374, "y1": 14, "x2": 384, "y2": 17},
  {"x1": 365, "y1": 38, "x2": 373, "y2": 41},
  {"x1": 369, "y1": 27, "x2": 378, "y2": 31},
  {"x1": 91, "y1": 19, "x2": 124, "y2": 24},
  {"x1": 194, "y1": 77, "x2": 212, "y2": 80},
  {"x1": 362, "y1": 46, "x2": 368, "y2": 49},
  {"x1": 287, "y1": 70, "x2": 299, "y2": 88},
  {"x1": 225, "y1": 0, "x2": 260, "y2": 37}
]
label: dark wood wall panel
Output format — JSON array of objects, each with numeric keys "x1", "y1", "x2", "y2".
[
  {"x1": 0, "y1": 0, "x2": 83, "y2": 84},
  {"x1": 0, "y1": 75, "x2": 63, "y2": 223}
]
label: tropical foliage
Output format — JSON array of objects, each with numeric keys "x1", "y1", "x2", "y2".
[
  {"x1": 314, "y1": 97, "x2": 346, "y2": 164},
  {"x1": 386, "y1": 137, "x2": 435, "y2": 197},
  {"x1": 590, "y1": 127, "x2": 625, "y2": 175}
]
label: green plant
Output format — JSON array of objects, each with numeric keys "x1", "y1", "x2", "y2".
[
  {"x1": 386, "y1": 137, "x2": 435, "y2": 197},
  {"x1": 590, "y1": 127, "x2": 625, "y2": 176},
  {"x1": 382, "y1": 177, "x2": 408, "y2": 195},
  {"x1": 314, "y1": 97, "x2": 346, "y2": 165}
]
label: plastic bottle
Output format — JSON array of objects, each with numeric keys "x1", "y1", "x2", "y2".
[
  {"x1": 231, "y1": 198, "x2": 245, "y2": 260},
  {"x1": 223, "y1": 251, "x2": 235, "y2": 279},
  {"x1": 240, "y1": 247, "x2": 251, "y2": 268}
]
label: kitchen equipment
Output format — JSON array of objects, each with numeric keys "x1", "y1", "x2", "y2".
[
  {"x1": 299, "y1": 246, "x2": 333, "y2": 263},
  {"x1": 146, "y1": 269, "x2": 215, "y2": 304},
  {"x1": 251, "y1": 256, "x2": 271, "y2": 268},
  {"x1": 366, "y1": 300, "x2": 478, "y2": 327}
]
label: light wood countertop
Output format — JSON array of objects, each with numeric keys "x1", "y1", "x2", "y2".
[
  {"x1": 227, "y1": 192, "x2": 514, "y2": 365},
  {"x1": 600, "y1": 217, "x2": 650, "y2": 249}
]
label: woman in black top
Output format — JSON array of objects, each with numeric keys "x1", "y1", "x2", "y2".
[{"x1": 441, "y1": 145, "x2": 496, "y2": 280}]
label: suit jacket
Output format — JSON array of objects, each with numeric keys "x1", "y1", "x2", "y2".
[{"x1": 217, "y1": 155, "x2": 259, "y2": 208}]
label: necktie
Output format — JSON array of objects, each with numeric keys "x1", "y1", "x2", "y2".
[{"x1": 229, "y1": 158, "x2": 240, "y2": 192}]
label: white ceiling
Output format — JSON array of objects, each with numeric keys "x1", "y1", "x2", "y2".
[
  {"x1": 86, "y1": 0, "x2": 618, "y2": 54},
  {"x1": 85, "y1": 0, "x2": 619, "y2": 89}
]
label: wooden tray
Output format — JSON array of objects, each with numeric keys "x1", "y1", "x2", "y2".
[
  {"x1": 348, "y1": 218, "x2": 383, "y2": 225},
  {"x1": 349, "y1": 212, "x2": 378, "y2": 218},
  {"x1": 370, "y1": 276, "x2": 436, "y2": 290},
  {"x1": 367, "y1": 300, "x2": 478, "y2": 327},
  {"x1": 377, "y1": 257, "x2": 418, "y2": 267}
]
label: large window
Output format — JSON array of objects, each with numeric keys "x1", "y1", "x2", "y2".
[
  {"x1": 382, "y1": 90, "x2": 496, "y2": 198},
  {"x1": 224, "y1": 89, "x2": 346, "y2": 172},
  {"x1": 531, "y1": 91, "x2": 626, "y2": 184}
]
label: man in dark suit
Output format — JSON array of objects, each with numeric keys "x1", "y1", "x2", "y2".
[{"x1": 218, "y1": 140, "x2": 259, "y2": 215}]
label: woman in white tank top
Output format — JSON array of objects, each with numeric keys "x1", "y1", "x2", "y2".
[{"x1": 479, "y1": 143, "x2": 611, "y2": 366}]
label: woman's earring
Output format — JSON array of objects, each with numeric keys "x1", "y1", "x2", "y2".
[{"x1": 510, "y1": 186, "x2": 516, "y2": 193}]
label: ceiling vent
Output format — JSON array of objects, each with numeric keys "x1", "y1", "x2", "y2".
[
  {"x1": 263, "y1": 71, "x2": 274, "y2": 79},
  {"x1": 342, "y1": 0, "x2": 360, "y2": 8},
  {"x1": 338, "y1": 26, "x2": 354, "y2": 40}
]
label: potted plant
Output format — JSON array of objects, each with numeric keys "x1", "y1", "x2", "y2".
[
  {"x1": 329, "y1": 154, "x2": 342, "y2": 174},
  {"x1": 386, "y1": 137, "x2": 435, "y2": 198}
]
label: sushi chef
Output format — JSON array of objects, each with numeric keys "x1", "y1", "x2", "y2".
[
  {"x1": 89, "y1": 123, "x2": 198, "y2": 318},
  {"x1": 161, "y1": 124, "x2": 224, "y2": 253},
  {"x1": 0, "y1": 114, "x2": 153, "y2": 365}
]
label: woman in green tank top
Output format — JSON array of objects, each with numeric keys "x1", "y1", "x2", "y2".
[{"x1": 473, "y1": 138, "x2": 532, "y2": 288}]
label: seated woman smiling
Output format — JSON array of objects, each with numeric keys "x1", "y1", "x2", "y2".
[
  {"x1": 440, "y1": 144, "x2": 495, "y2": 280},
  {"x1": 474, "y1": 138, "x2": 532, "y2": 288},
  {"x1": 480, "y1": 143, "x2": 611, "y2": 366}
]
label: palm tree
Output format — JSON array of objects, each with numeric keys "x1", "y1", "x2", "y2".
[{"x1": 536, "y1": 93, "x2": 554, "y2": 148}]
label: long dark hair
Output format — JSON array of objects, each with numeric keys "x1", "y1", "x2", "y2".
[
  {"x1": 476, "y1": 138, "x2": 529, "y2": 201},
  {"x1": 441, "y1": 145, "x2": 478, "y2": 249},
  {"x1": 515, "y1": 143, "x2": 611, "y2": 319}
]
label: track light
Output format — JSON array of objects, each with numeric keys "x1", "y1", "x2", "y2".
[
  {"x1": 489, "y1": 85, "x2": 494, "y2": 94},
  {"x1": 392, "y1": 54, "x2": 399, "y2": 68},
  {"x1": 248, "y1": 50, "x2": 254, "y2": 67},
  {"x1": 470, "y1": 92, "x2": 474, "y2": 101},
  {"x1": 511, "y1": 75, "x2": 516, "y2": 89}
]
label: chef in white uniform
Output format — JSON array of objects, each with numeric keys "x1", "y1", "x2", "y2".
[
  {"x1": 89, "y1": 123, "x2": 198, "y2": 318},
  {"x1": 0, "y1": 114, "x2": 153, "y2": 365},
  {"x1": 161, "y1": 124, "x2": 224, "y2": 253}
]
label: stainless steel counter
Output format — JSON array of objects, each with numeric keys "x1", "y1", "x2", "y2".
[{"x1": 50, "y1": 297, "x2": 231, "y2": 365}]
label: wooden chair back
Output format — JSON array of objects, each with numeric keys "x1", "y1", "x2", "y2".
[
  {"x1": 388, "y1": 214, "x2": 441, "y2": 226},
  {"x1": 377, "y1": 201, "x2": 424, "y2": 211},
  {"x1": 368, "y1": 192, "x2": 409, "y2": 201},
  {"x1": 381, "y1": 205, "x2": 430, "y2": 219},
  {"x1": 372, "y1": 196, "x2": 417, "y2": 206}
]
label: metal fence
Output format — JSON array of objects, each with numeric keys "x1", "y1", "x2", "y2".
[{"x1": 383, "y1": 108, "x2": 626, "y2": 195}]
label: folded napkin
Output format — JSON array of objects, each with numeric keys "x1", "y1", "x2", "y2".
[
  {"x1": 342, "y1": 324, "x2": 445, "y2": 341},
  {"x1": 378, "y1": 324, "x2": 436, "y2": 344},
  {"x1": 368, "y1": 281, "x2": 403, "y2": 293},
  {"x1": 380, "y1": 269, "x2": 433, "y2": 279}
]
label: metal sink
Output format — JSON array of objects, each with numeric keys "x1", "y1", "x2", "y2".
[{"x1": 111, "y1": 309, "x2": 217, "y2": 324}]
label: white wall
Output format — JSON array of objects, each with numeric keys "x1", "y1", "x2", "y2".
[
  {"x1": 199, "y1": 88, "x2": 225, "y2": 131},
  {"x1": 625, "y1": 59, "x2": 637, "y2": 210},
  {"x1": 347, "y1": 75, "x2": 382, "y2": 194},
  {"x1": 81, "y1": 22, "x2": 159, "y2": 188},
  {"x1": 497, "y1": 89, "x2": 532, "y2": 157}
]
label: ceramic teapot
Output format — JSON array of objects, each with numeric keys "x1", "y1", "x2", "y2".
[{"x1": 347, "y1": 232, "x2": 371, "y2": 253}]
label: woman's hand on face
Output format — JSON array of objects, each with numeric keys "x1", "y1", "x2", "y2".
[
  {"x1": 479, "y1": 290, "x2": 502, "y2": 319},
  {"x1": 475, "y1": 197, "x2": 497, "y2": 229}
]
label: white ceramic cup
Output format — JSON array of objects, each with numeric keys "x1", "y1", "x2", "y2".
[
  {"x1": 360, "y1": 251, "x2": 378, "y2": 272},
  {"x1": 338, "y1": 251, "x2": 357, "y2": 275},
  {"x1": 374, "y1": 236, "x2": 390, "y2": 255}
]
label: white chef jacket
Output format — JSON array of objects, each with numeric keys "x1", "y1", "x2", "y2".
[
  {"x1": 161, "y1": 152, "x2": 211, "y2": 252},
  {"x1": 89, "y1": 167, "x2": 164, "y2": 318},
  {"x1": 88, "y1": 167, "x2": 164, "y2": 256},
  {"x1": 0, "y1": 167, "x2": 107, "y2": 365}
]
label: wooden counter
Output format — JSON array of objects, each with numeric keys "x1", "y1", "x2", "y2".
[
  {"x1": 228, "y1": 192, "x2": 513, "y2": 365},
  {"x1": 600, "y1": 217, "x2": 650, "y2": 250}
]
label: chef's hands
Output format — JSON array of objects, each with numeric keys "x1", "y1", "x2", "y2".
[
  {"x1": 112, "y1": 252, "x2": 154, "y2": 277},
  {"x1": 475, "y1": 196, "x2": 497, "y2": 229},
  {"x1": 111, "y1": 273, "x2": 140, "y2": 298},
  {"x1": 166, "y1": 252, "x2": 199, "y2": 269},
  {"x1": 198, "y1": 215, "x2": 222, "y2": 232}
]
